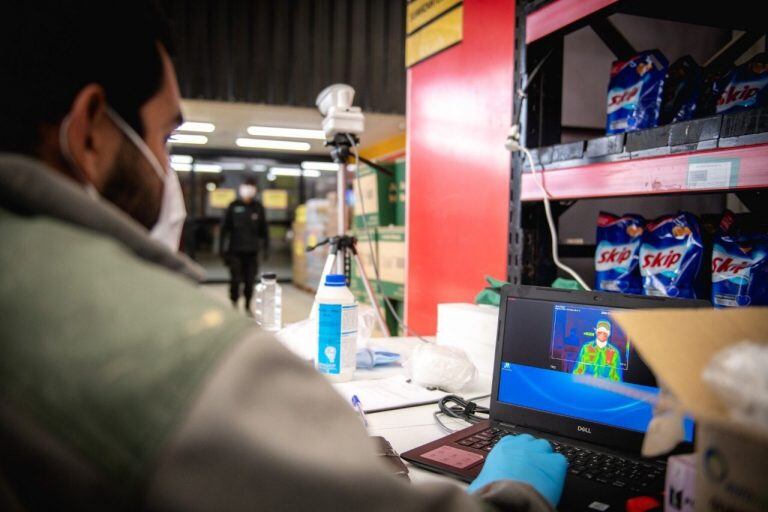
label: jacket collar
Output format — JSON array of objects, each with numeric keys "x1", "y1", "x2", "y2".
[{"x1": 0, "y1": 153, "x2": 205, "y2": 282}]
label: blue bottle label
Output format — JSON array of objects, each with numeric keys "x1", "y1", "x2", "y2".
[{"x1": 318, "y1": 304, "x2": 342, "y2": 374}]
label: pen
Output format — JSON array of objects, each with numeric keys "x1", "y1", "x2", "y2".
[{"x1": 351, "y1": 394, "x2": 368, "y2": 427}]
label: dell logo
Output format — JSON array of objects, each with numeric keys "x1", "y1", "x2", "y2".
[{"x1": 578, "y1": 426, "x2": 592, "y2": 434}]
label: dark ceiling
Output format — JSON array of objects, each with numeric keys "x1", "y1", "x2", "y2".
[{"x1": 160, "y1": 0, "x2": 406, "y2": 114}]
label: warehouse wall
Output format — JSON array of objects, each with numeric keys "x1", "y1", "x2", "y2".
[{"x1": 406, "y1": 0, "x2": 515, "y2": 334}]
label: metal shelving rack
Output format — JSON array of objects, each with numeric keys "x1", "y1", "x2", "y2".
[{"x1": 508, "y1": 0, "x2": 768, "y2": 287}]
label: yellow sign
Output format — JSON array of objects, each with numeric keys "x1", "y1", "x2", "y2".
[
  {"x1": 208, "y1": 188, "x2": 236, "y2": 209},
  {"x1": 262, "y1": 189, "x2": 289, "y2": 210},
  {"x1": 405, "y1": 5, "x2": 462, "y2": 68},
  {"x1": 406, "y1": 0, "x2": 462, "y2": 34}
]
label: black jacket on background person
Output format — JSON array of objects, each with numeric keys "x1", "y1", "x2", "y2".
[{"x1": 220, "y1": 199, "x2": 268, "y2": 256}]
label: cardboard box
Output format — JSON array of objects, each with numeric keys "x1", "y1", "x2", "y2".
[
  {"x1": 376, "y1": 226, "x2": 406, "y2": 300},
  {"x1": 612, "y1": 308, "x2": 768, "y2": 512},
  {"x1": 394, "y1": 159, "x2": 406, "y2": 226},
  {"x1": 353, "y1": 164, "x2": 396, "y2": 228},
  {"x1": 351, "y1": 229, "x2": 378, "y2": 282}
]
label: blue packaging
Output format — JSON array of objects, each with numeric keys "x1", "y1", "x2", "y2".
[
  {"x1": 639, "y1": 212, "x2": 703, "y2": 298},
  {"x1": 715, "y1": 52, "x2": 768, "y2": 114},
  {"x1": 595, "y1": 212, "x2": 645, "y2": 294},
  {"x1": 712, "y1": 222, "x2": 768, "y2": 307},
  {"x1": 606, "y1": 50, "x2": 669, "y2": 134},
  {"x1": 660, "y1": 55, "x2": 702, "y2": 124}
]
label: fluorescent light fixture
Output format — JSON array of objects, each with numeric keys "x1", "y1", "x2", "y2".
[
  {"x1": 252, "y1": 163, "x2": 267, "y2": 172},
  {"x1": 219, "y1": 162, "x2": 246, "y2": 171},
  {"x1": 171, "y1": 162, "x2": 192, "y2": 172},
  {"x1": 269, "y1": 167, "x2": 302, "y2": 177},
  {"x1": 171, "y1": 154, "x2": 193, "y2": 164},
  {"x1": 269, "y1": 167, "x2": 321, "y2": 178},
  {"x1": 235, "y1": 138, "x2": 311, "y2": 151},
  {"x1": 247, "y1": 126, "x2": 325, "y2": 140},
  {"x1": 193, "y1": 163, "x2": 222, "y2": 173},
  {"x1": 301, "y1": 161, "x2": 340, "y2": 171},
  {"x1": 170, "y1": 134, "x2": 208, "y2": 145},
  {"x1": 177, "y1": 122, "x2": 215, "y2": 133},
  {"x1": 267, "y1": 172, "x2": 276, "y2": 182},
  {"x1": 206, "y1": 183, "x2": 217, "y2": 192}
]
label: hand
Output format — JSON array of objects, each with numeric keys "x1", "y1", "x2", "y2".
[{"x1": 467, "y1": 434, "x2": 567, "y2": 506}]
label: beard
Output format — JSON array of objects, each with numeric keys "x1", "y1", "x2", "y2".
[{"x1": 100, "y1": 139, "x2": 162, "y2": 230}]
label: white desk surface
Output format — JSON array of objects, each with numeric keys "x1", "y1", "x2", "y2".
[{"x1": 347, "y1": 336, "x2": 492, "y2": 486}]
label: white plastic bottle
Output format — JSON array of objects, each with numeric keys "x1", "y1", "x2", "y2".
[
  {"x1": 315, "y1": 274, "x2": 358, "y2": 382},
  {"x1": 255, "y1": 273, "x2": 282, "y2": 331}
]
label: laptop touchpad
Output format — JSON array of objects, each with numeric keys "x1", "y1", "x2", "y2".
[{"x1": 420, "y1": 446, "x2": 484, "y2": 469}]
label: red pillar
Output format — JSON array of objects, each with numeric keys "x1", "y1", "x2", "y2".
[{"x1": 406, "y1": 0, "x2": 516, "y2": 334}]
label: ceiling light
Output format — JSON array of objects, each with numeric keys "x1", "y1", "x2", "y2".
[
  {"x1": 171, "y1": 162, "x2": 192, "y2": 172},
  {"x1": 206, "y1": 183, "x2": 217, "y2": 192},
  {"x1": 247, "y1": 126, "x2": 325, "y2": 140},
  {"x1": 193, "y1": 164, "x2": 222, "y2": 173},
  {"x1": 267, "y1": 173, "x2": 276, "y2": 182},
  {"x1": 301, "y1": 161, "x2": 340, "y2": 171},
  {"x1": 252, "y1": 164, "x2": 267, "y2": 172},
  {"x1": 303, "y1": 170, "x2": 321, "y2": 178},
  {"x1": 171, "y1": 154, "x2": 193, "y2": 164},
  {"x1": 170, "y1": 134, "x2": 208, "y2": 145},
  {"x1": 236, "y1": 138, "x2": 311, "y2": 151},
  {"x1": 177, "y1": 122, "x2": 215, "y2": 133},
  {"x1": 219, "y1": 162, "x2": 246, "y2": 171},
  {"x1": 269, "y1": 167, "x2": 302, "y2": 177}
]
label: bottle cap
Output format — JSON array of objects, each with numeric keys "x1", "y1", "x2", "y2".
[
  {"x1": 261, "y1": 272, "x2": 277, "y2": 280},
  {"x1": 325, "y1": 274, "x2": 346, "y2": 287}
]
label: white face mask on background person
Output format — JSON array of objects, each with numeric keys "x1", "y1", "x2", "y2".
[
  {"x1": 59, "y1": 106, "x2": 187, "y2": 252},
  {"x1": 239, "y1": 184, "x2": 257, "y2": 201}
]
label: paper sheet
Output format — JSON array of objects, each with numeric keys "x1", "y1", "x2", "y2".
[{"x1": 333, "y1": 375, "x2": 447, "y2": 413}]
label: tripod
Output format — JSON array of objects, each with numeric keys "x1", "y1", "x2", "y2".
[{"x1": 307, "y1": 133, "x2": 391, "y2": 336}]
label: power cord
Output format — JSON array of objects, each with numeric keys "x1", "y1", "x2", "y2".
[
  {"x1": 345, "y1": 134, "x2": 432, "y2": 343},
  {"x1": 506, "y1": 128, "x2": 591, "y2": 291},
  {"x1": 433, "y1": 394, "x2": 491, "y2": 433}
]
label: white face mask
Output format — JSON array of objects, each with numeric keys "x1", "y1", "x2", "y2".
[
  {"x1": 239, "y1": 184, "x2": 257, "y2": 201},
  {"x1": 59, "y1": 107, "x2": 187, "y2": 252}
]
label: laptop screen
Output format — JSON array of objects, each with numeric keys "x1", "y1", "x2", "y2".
[{"x1": 497, "y1": 297, "x2": 694, "y2": 442}]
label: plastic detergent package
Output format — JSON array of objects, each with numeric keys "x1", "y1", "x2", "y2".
[
  {"x1": 659, "y1": 55, "x2": 702, "y2": 125},
  {"x1": 595, "y1": 212, "x2": 645, "y2": 294},
  {"x1": 606, "y1": 50, "x2": 669, "y2": 134},
  {"x1": 640, "y1": 212, "x2": 703, "y2": 298},
  {"x1": 715, "y1": 52, "x2": 768, "y2": 114},
  {"x1": 712, "y1": 228, "x2": 768, "y2": 307}
]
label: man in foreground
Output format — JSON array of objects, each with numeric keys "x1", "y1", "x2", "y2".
[{"x1": 0, "y1": 2, "x2": 565, "y2": 510}]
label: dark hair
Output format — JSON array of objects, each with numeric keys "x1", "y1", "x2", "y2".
[
  {"x1": 0, "y1": 1, "x2": 173, "y2": 155},
  {"x1": 243, "y1": 177, "x2": 257, "y2": 186}
]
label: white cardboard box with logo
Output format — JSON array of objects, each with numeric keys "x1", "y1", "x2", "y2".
[{"x1": 613, "y1": 308, "x2": 768, "y2": 512}]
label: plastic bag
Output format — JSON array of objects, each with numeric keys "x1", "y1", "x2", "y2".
[
  {"x1": 408, "y1": 344, "x2": 478, "y2": 392},
  {"x1": 702, "y1": 341, "x2": 768, "y2": 430}
]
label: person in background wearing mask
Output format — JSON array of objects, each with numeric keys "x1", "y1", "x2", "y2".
[
  {"x1": 0, "y1": 2, "x2": 566, "y2": 511},
  {"x1": 220, "y1": 177, "x2": 269, "y2": 316}
]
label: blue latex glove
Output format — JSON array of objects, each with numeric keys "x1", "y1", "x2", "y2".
[{"x1": 467, "y1": 434, "x2": 568, "y2": 506}]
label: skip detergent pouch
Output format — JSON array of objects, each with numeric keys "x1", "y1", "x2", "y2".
[
  {"x1": 660, "y1": 55, "x2": 702, "y2": 124},
  {"x1": 595, "y1": 212, "x2": 644, "y2": 294},
  {"x1": 715, "y1": 52, "x2": 768, "y2": 114},
  {"x1": 712, "y1": 212, "x2": 768, "y2": 307},
  {"x1": 640, "y1": 212, "x2": 703, "y2": 298},
  {"x1": 606, "y1": 50, "x2": 668, "y2": 134}
]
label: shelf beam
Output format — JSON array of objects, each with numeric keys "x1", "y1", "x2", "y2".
[
  {"x1": 526, "y1": 0, "x2": 618, "y2": 43},
  {"x1": 521, "y1": 143, "x2": 768, "y2": 201}
]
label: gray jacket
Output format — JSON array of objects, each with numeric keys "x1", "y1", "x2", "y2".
[{"x1": 0, "y1": 153, "x2": 553, "y2": 512}]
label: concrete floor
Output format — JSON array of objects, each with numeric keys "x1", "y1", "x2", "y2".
[{"x1": 203, "y1": 282, "x2": 314, "y2": 325}]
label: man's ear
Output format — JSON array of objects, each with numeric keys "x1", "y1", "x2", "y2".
[{"x1": 61, "y1": 84, "x2": 119, "y2": 189}]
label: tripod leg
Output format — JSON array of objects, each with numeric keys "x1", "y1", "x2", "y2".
[{"x1": 352, "y1": 252, "x2": 391, "y2": 337}]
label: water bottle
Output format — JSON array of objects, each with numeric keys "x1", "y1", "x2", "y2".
[
  {"x1": 315, "y1": 274, "x2": 358, "y2": 382},
  {"x1": 255, "y1": 273, "x2": 282, "y2": 331}
]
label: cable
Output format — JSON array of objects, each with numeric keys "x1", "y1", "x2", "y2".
[
  {"x1": 433, "y1": 394, "x2": 491, "y2": 433},
  {"x1": 518, "y1": 144, "x2": 591, "y2": 291},
  {"x1": 345, "y1": 134, "x2": 432, "y2": 343}
]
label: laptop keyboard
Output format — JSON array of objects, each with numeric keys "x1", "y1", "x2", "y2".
[{"x1": 456, "y1": 427, "x2": 665, "y2": 493}]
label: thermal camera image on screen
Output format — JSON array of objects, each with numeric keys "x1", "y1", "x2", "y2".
[{"x1": 550, "y1": 304, "x2": 630, "y2": 381}]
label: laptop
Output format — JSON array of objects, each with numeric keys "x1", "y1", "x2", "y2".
[{"x1": 402, "y1": 286, "x2": 704, "y2": 511}]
